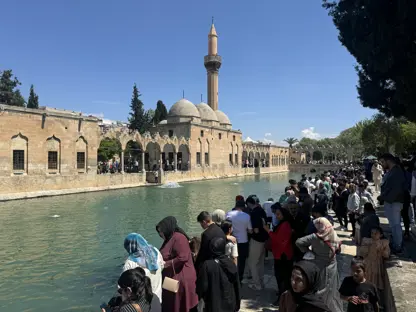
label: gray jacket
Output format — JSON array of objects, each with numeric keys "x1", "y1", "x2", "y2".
[{"x1": 380, "y1": 165, "x2": 407, "y2": 203}]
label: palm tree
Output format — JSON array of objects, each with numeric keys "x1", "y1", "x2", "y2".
[{"x1": 284, "y1": 137, "x2": 299, "y2": 148}]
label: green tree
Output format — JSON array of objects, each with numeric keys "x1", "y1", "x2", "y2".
[
  {"x1": 322, "y1": 0, "x2": 416, "y2": 122},
  {"x1": 128, "y1": 84, "x2": 151, "y2": 133},
  {"x1": 283, "y1": 137, "x2": 298, "y2": 148},
  {"x1": 27, "y1": 84, "x2": 39, "y2": 109},
  {"x1": 153, "y1": 100, "x2": 168, "y2": 125},
  {"x1": 97, "y1": 138, "x2": 122, "y2": 161},
  {"x1": 0, "y1": 69, "x2": 26, "y2": 107}
]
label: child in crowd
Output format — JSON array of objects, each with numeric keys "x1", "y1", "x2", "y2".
[
  {"x1": 339, "y1": 257, "x2": 380, "y2": 312},
  {"x1": 189, "y1": 236, "x2": 201, "y2": 264},
  {"x1": 358, "y1": 226, "x2": 390, "y2": 293},
  {"x1": 221, "y1": 220, "x2": 238, "y2": 265}
]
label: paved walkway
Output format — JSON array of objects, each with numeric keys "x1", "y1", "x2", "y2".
[{"x1": 239, "y1": 215, "x2": 356, "y2": 311}]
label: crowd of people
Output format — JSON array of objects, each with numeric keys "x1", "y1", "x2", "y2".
[{"x1": 99, "y1": 153, "x2": 415, "y2": 312}]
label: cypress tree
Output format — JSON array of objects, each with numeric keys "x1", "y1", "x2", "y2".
[{"x1": 27, "y1": 84, "x2": 39, "y2": 109}]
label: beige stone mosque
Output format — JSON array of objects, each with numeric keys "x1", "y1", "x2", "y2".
[{"x1": 0, "y1": 23, "x2": 290, "y2": 200}]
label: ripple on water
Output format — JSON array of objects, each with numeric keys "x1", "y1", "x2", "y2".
[{"x1": 0, "y1": 172, "x2": 297, "y2": 311}]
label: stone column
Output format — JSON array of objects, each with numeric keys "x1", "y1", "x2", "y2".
[
  {"x1": 121, "y1": 150, "x2": 125, "y2": 173},
  {"x1": 174, "y1": 152, "x2": 178, "y2": 171},
  {"x1": 141, "y1": 151, "x2": 145, "y2": 172}
]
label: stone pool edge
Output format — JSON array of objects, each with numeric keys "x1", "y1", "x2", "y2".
[{"x1": 0, "y1": 169, "x2": 289, "y2": 202}]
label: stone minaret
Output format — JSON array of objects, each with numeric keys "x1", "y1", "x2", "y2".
[{"x1": 204, "y1": 22, "x2": 222, "y2": 111}]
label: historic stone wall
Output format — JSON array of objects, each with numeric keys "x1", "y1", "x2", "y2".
[
  {"x1": 0, "y1": 105, "x2": 101, "y2": 177},
  {"x1": 289, "y1": 163, "x2": 342, "y2": 174}
]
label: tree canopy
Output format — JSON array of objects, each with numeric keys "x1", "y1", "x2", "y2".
[
  {"x1": 322, "y1": 0, "x2": 416, "y2": 121},
  {"x1": 284, "y1": 137, "x2": 298, "y2": 148},
  {"x1": 0, "y1": 70, "x2": 26, "y2": 107},
  {"x1": 153, "y1": 100, "x2": 168, "y2": 125},
  {"x1": 128, "y1": 84, "x2": 152, "y2": 134},
  {"x1": 27, "y1": 84, "x2": 39, "y2": 109}
]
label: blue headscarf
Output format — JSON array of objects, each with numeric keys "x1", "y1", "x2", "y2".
[{"x1": 124, "y1": 233, "x2": 160, "y2": 271}]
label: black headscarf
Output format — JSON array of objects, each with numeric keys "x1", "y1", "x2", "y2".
[
  {"x1": 290, "y1": 261, "x2": 330, "y2": 311},
  {"x1": 156, "y1": 216, "x2": 189, "y2": 248},
  {"x1": 209, "y1": 237, "x2": 238, "y2": 282}
]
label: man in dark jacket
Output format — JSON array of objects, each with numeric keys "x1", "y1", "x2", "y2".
[
  {"x1": 195, "y1": 211, "x2": 226, "y2": 271},
  {"x1": 378, "y1": 153, "x2": 407, "y2": 253}
]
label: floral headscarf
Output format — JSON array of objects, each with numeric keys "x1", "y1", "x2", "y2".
[
  {"x1": 124, "y1": 233, "x2": 160, "y2": 271},
  {"x1": 313, "y1": 217, "x2": 341, "y2": 256}
]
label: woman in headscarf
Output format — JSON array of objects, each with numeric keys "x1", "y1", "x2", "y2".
[
  {"x1": 279, "y1": 261, "x2": 330, "y2": 312},
  {"x1": 196, "y1": 237, "x2": 241, "y2": 312},
  {"x1": 156, "y1": 217, "x2": 198, "y2": 312},
  {"x1": 123, "y1": 233, "x2": 165, "y2": 312},
  {"x1": 263, "y1": 204, "x2": 294, "y2": 306},
  {"x1": 295, "y1": 217, "x2": 343, "y2": 312}
]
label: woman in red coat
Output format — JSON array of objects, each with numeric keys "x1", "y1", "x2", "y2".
[
  {"x1": 156, "y1": 217, "x2": 198, "y2": 312},
  {"x1": 264, "y1": 203, "x2": 295, "y2": 306}
]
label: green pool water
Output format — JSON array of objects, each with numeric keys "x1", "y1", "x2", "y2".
[{"x1": 0, "y1": 172, "x2": 298, "y2": 311}]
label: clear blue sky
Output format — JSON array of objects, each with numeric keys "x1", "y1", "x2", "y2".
[{"x1": 1, "y1": 0, "x2": 375, "y2": 145}]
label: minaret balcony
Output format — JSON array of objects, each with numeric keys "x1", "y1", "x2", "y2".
[{"x1": 204, "y1": 55, "x2": 222, "y2": 65}]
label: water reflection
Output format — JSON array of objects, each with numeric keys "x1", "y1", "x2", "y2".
[{"x1": 0, "y1": 172, "x2": 297, "y2": 311}]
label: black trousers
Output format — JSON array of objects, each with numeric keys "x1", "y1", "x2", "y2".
[
  {"x1": 237, "y1": 242, "x2": 249, "y2": 281},
  {"x1": 348, "y1": 213, "x2": 356, "y2": 236},
  {"x1": 336, "y1": 210, "x2": 348, "y2": 228},
  {"x1": 274, "y1": 259, "x2": 293, "y2": 298}
]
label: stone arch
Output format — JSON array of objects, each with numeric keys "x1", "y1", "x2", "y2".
[
  {"x1": 205, "y1": 139, "x2": 210, "y2": 166},
  {"x1": 11, "y1": 133, "x2": 28, "y2": 174},
  {"x1": 249, "y1": 151, "x2": 254, "y2": 167},
  {"x1": 178, "y1": 144, "x2": 190, "y2": 170},
  {"x1": 266, "y1": 152, "x2": 270, "y2": 167},
  {"x1": 242, "y1": 150, "x2": 248, "y2": 167},
  {"x1": 125, "y1": 140, "x2": 144, "y2": 173},
  {"x1": 260, "y1": 152, "x2": 266, "y2": 167},
  {"x1": 145, "y1": 142, "x2": 161, "y2": 171},
  {"x1": 312, "y1": 150, "x2": 323, "y2": 161},
  {"x1": 162, "y1": 143, "x2": 176, "y2": 170},
  {"x1": 46, "y1": 135, "x2": 61, "y2": 173},
  {"x1": 97, "y1": 138, "x2": 122, "y2": 173},
  {"x1": 254, "y1": 151, "x2": 260, "y2": 168},
  {"x1": 75, "y1": 136, "x2": 88, "y2": 172}
]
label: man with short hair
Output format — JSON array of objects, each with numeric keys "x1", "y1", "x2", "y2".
[
  {"x1": 226, "y1": 200, "x2": 253, "y2": 282},
  {"x1": 246, "y1": 196, "x2": 268, "y2": 290},
  {"x1": 379, "y1": 153, "x2": 407, "y2": 253},
  {"x1": 195, "y1": 211, "x2": 226, "y2": 270}
]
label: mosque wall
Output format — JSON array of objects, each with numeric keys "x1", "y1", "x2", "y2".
[{"x1": 0, "y1": 105, "x2": 100, "y2": 177}]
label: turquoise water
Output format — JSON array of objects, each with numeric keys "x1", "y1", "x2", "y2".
[{"x1": 0, "y1": 172, "x2": 298, "y2": 311}]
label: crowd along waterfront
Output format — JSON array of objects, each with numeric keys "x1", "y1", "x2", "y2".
[{"x1": 0, "y1": 172, "x2": 297, "y2": 312}]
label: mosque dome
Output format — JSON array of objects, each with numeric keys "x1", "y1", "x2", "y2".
[
  {"x1": 215, "y1": 110, "x2": 232, "y2": 126},
  {"x1": 168, "y1": 99, "x2": 201, "y2": 118},
  {"x1": 196, "y1": 102, "x2": 219, "y2": 122},
  {"x1": 158, "y1": 119, "x2": 167, "y2": 125}
]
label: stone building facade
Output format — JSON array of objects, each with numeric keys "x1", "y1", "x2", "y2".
[{"x1": 0, "y1": 23, "x2": 289, "y2": 200}]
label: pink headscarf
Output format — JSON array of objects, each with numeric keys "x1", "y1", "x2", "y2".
[{"x1": 313, "y1": 217, "x2": 341, "y2": 255}]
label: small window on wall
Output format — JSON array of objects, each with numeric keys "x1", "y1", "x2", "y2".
[
  {"x1": 168, "y1": 130, "x2": 173, "y2": 137},
  {"x1": 200, "y1": 130, "x2": 204, "y2": 137},
  {"x1": 196, "y1": 152, "x2": 201, "y2": 165},
  {"x1": 205, "y1": 152, "x2": 209, "y2": 165},
  {"x1": 233, "y1": 135, "x2": 236, "y2": 141},
  {"x1": 219, "y1": 133, "x2": 222, "y2": 140},
  {"x1": 235, "y1": 154, "x2": 238, "y2": 165},
  {"x1": 77, "y1": 152, "x2": 86, "y2": 169},
  {"x1": 48, "y1": 151, "x2": 58, "y2": 170},
  {"x1": 13, "y1": 150, "x2": 25, "y2": 170},
  {"x1": 229, "y1": 153, "x2": 233, "y2": 165}
]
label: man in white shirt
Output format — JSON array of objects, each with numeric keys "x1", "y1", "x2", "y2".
[
  {"x1": 226, "y1": 200, "x2": 253, "y2": 282},
  {"x1": 263, "y1": 197, "x2": 274, "y2": 224}
]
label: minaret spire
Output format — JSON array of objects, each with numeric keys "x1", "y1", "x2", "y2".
[{"x1": 204, "y1": 20, "x2": 222, "y2": 111}]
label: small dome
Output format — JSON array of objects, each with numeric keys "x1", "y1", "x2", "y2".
[
  {"x1": 168, "y1": 99, "x2": 200, "y2": 118},
  {"x1": 159, "y1": 119, "x2": 167, "y2": 125},
  {"x1": 196, "y1": 103, "x2": 219, "y2": 122},
  {"x1": 215, "y1": 110, "x2": 231, "y2": 125}
]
